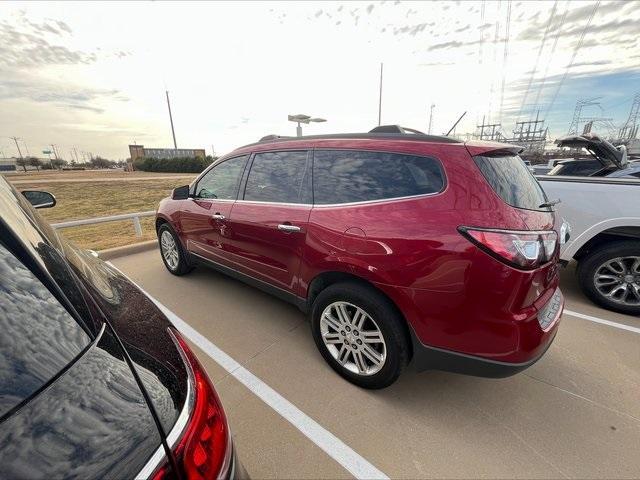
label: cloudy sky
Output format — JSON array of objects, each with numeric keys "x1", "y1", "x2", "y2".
[{"x1": 1, "y1": 0, "x2": 639, "y2": 160}]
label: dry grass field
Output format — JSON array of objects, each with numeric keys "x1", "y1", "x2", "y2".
[
  {"x1": 5, "y1": 170, "x2": 196, "y2": 250},
  {"x1": 5, "y1": 169, "x2": 192, "y2": 182}
]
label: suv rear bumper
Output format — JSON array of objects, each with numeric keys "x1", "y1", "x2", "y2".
[
  {"x1": 408, "y1": 325, "x2": 558, "y2": 377},
  {"x1": 407, "y1": 287, "x2": 563, "y2": 377}
]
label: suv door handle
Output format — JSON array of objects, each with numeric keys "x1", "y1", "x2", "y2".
[
  {"x1": 212, "y1": 213, "x2": 225, "y2": 220},
  {"x1": 278, "y1": 224, "x2": 301, "y2": 233}
]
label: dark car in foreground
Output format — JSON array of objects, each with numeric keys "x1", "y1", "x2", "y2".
[
  {"x1": 0, "y1": 177, "x2": 244, "y2": 479},
  {"x1": 156, "y1": 125, "x2": 564, "y2": 389}
]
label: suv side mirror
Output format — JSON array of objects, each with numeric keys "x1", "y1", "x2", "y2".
[
  {"x1": 172, "y1": 185, "x2": 191, "y2": 200},
  {"x1": 22, "y1": 190, "x2": 56, "y2": 209}
]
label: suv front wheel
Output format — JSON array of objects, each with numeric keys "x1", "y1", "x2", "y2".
[
  {"x1": 158, "y1": 224, "x2": 193, "y2": 276},
  {"x1": 310, "y1": 282, "x2": 408, "y2": 389}
]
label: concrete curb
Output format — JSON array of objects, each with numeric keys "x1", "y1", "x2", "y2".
[{"x1": 98, "y1": 239, "x2": 158, "y2": 260}]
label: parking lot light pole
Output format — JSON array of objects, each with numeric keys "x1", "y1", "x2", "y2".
[{"x1": 288, "y1": 114, "x2": 326, "y2": 137}]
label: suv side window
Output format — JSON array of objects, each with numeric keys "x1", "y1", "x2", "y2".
[
  {"x1": 244, "y1": 151, "x2": 310, "y2": 204},
  {"x1": 195, "y1": 156, "x2": 248, "y2": 200},
  {"x1": 313, "y1": 150, "x2": 444, "y2": 205}
]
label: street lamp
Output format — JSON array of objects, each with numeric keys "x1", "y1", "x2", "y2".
[{"x1": 288, "y1": 114, "x2": 326, "y2": 137}]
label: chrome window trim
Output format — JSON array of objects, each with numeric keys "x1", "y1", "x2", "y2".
[
  {"x1": 234, "y1": 199, "x2": 312, "y2": 207},
  {"x1": 311, "y1": 190, "x2": 444, "y2": 208},
  {"x1": 135, "y1": 329, "x2": 195, "y2": 480}
]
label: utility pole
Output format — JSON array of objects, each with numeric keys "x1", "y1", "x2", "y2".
[
  {"x1": 166, "y1": 90, "x2": 178, "y2": 149},
  {"x1": 10, "y1": 137, "x2": 23, "y2": 158},
  {"x1": 428, "y1": 104, "x2": 435, "y2": 134},
  {"x1": 23, "y1": 139, "x2": 30, "y2": 156},
  {"x1": 378, "y1": 63, "x2": 383, "y2": 126},
  {"x1": 211, "y1": 145, "x2": 216, "y2": 157}
]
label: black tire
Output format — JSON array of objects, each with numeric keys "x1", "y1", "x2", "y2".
[
  {"x1": 310, "y1": 282, "x2": 409, "y2": 389},
  {"x1": 577, "y1": 240, "x2": 640, "y2": 315},
  {"x1": 157, "y1": 223, "x2": 194, "y2": 276}
]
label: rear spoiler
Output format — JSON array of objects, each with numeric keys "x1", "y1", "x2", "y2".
[
  {"x1": 555, "y1": 133, "x2": 628, "y2": 169},
  {"x1": 464, "y1": 141, "x2": 524, "y2": 158}
]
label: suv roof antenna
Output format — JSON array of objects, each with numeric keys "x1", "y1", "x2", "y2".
[{"x1": 446, "y1": 111, "x2": 467, "y2": 136}]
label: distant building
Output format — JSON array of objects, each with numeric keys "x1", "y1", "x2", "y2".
[
  {"x1": 0, "y1": 158, "x2": 17, "y2": 172},
  {"x1": 0, "y1": 158, "x2": 51, "y2": 172},
  {"x1": 129, "y1": 145, "x2": 206, "y2": 161}
]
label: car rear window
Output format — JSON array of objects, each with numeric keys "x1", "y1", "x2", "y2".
[
  {"x1": 313, "y1": 150, "x2": 444, "y2": 205},
  {"x1": 0, "y1": 241, "x2": 90, "y2": 419},
  {"x1": 473, "y1": 154, "x2": 549, "y2": 211}
]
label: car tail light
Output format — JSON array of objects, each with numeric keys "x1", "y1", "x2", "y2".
[
  {"x1": 458, "y1": 227, "x2": 558, "y2": 270},
  {"x1": 153, "y1": 329, "x2": 232, "y2": 480}
]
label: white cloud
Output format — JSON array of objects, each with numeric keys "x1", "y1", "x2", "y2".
[{"x1": 0, "y1": 1, "x2": 638, "y2": 160}]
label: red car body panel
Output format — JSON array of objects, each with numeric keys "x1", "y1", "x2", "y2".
[{"x1": 157, "y1": 135, "x2": 563, "y2": 373}]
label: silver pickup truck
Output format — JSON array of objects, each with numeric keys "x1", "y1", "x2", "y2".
[{"x1": 538, "y1": 134, "x2": 640, "y2": 315}]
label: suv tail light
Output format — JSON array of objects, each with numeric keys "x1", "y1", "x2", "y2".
[
  {"x1": 153, "y1": 329, "x2": 231, "y2": 480},
  {"x1": 458, "y1": 227, "x2": 558, "y2": 270}
]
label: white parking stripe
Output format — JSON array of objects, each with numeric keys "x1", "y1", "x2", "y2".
[
  {"x1": 107, "y1": 263, "x2": 389, "y2": 480},
  {"x1": 564, "y1": 309, "x2": 640, "y2": 334}
]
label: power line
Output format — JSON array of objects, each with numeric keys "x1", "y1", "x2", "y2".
[
  {"x1": 517, "y1": 0, "x2": 558, "y2": 120},
  {"x1": 476, "y1": 0, "x2": 486, "y2": 126},
  {"x1": 544, "y1": 0, "x2": 600, "y2": 120},
  {"x1": 532, "y1": 0, "x2": 569, "y2": 111},
  {"x1": 499, "y1": 0, "x2": 512, "y2": 124},
  {"x1": 378, "y1": 63, "x2": 383, "y2": 126},
  {"x1": 487, "y1": 3, "x2": 501, "y2": 122}
]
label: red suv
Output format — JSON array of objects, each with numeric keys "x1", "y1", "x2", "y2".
[{"x1": 156, "y1": 126, "x2": 563, "y2": 389}]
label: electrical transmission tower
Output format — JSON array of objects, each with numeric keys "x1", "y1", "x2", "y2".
[
  {"x1": 618, "y1": 93, "x2": 640, "y2": 140},
  {"x1": 511, "y1": 110, "x2": 548, "y2": 153},
  {"x1": 567, "y1": 97, "x2": 603, "y2": 135},
  {"x1": 475, "y1": 116, "x2": 504, "y2": 141}
]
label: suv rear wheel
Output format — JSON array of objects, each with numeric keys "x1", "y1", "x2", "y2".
[
  {"x1": 310, "y1": 282, "x2": 408, "y2": 389},
  {"x1": 158, "y1": 224, "x2": 193, "y2": 276},
  {"x1": 577, "y1": 240, "x2": 640, "y2": 315}
]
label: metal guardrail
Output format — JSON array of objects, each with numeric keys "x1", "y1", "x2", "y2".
[{"x1": 52, "y1": 210, "x2": 155, "y2": 237}]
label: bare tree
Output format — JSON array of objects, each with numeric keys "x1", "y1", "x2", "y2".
[
  {"x1": 16, "y1": 157, "x2": 28, "y2": 172},
  {"x1": 27, "y1": 157, "x2": 42, "y2": 171}
]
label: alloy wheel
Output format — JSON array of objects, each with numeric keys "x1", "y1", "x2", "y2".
[
  {"x1": 160, "y1": 230, "x2": 180, "y2": 271},
  {"x1": 594, "y1": 256, "x2": 640, "y2": 306},
  {"x1": 319, "y1": 301, "x2": 387, "y2": 376}
]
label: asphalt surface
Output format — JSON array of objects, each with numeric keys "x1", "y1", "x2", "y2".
[{"x1": 112, "y1": 250, "x2": 640, "y2": 479}]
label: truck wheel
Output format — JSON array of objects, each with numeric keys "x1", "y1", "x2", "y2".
[
  {"x1": 577, "y1": 240, "x2": 640, "y2": 315},
  {"x1": 310, "y1": 282, "x2": 409, "y2": 389}
]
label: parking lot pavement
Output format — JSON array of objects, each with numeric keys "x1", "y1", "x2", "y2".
[{"x1": 112, "y1": 249, "x2": 640, "y2": 479}]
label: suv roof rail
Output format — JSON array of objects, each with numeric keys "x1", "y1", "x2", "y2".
[
  {"x1": 245, "y1": 128, "x2": 462, "y2": 149},
  {"x1": 368, "y1": 125, "x2": 426, "y2": 135},
  {"x1": 259, "y1": 134, "x2": 294, "y2": 142}
]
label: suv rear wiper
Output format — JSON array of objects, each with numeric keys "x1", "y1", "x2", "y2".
[{"x1": 539, "y1": 199, "x2": 561, "y2": 208}]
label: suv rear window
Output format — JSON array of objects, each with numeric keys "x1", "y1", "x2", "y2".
[
  {"x1": 473, "y1": 155, "x2": 549, "y2": 211},
  {"x1": 313, "y1": 150, "x2": 444, "y2": 205},
  {"x1": 0, "y1": 241, "x2": 90, "y2": 419}
]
